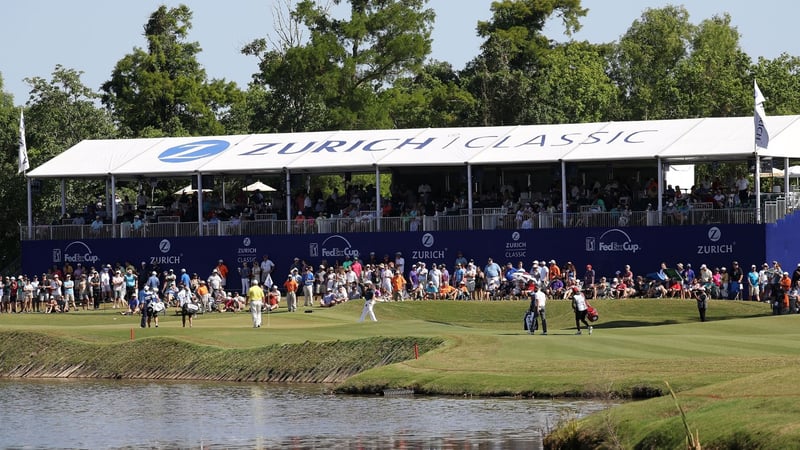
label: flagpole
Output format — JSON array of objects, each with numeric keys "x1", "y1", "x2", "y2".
[
  {"x1": 754, "y1": 80, "x2": 770, "y2": 225},
  {"x1": 755, "y1": 154, "x2": 761, "y2": 224},
  {"x1": 27, "y1": 177, "x2": 33, "y2": 239}
]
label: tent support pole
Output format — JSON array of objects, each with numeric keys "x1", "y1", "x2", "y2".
[
  {"x1": 375, "y1": 165, "x2": 381, "y2": 232},
  {"x1": 785, "y1": 157, "x2": 790, "y2": 215},
  {"x1": 111, "y1": 174, "x2": 117, "y2": 238},
  {"x1": 27, "y1": 177, "x2": 32, "y2": 239},
  {"x1": 61, "y1": 179, "x2": 66, "y2": 218},
  {"x1": 467, "y1": 164, "x2": 473, "y2": 230},
  {"x1": 755, "y1": 155, "x2": 761, "y2": 224},
  {"x1": 285, "y1": 170, "x2": 291, "y2": 224},
  {"x1": 197, "y1": 174, "x2": 204, "y2": 236},
  {"x1": 657, "y1": 158, "x2": 663, "y2": 225},
  {"x1": 561, "y1": 160, "x2": 567, "y2": 227}
]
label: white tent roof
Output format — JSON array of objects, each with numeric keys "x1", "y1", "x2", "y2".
[
  {"x1": 26, "y1": 116, "x2": 800, "y2": 179},
  {"x1": 242, "y1": 181, "x2": 276, "y2": 192}
]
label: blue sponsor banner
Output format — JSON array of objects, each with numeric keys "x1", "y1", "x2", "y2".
[
  {"x1": 766, "y1": 212, "x2": 800, "y2": 269},
  {"x1": 23, "y1": 224, "x2": 765, "y2": 281}
]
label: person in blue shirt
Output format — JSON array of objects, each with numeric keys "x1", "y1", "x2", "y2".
[
  {"x1": 484, "y1": 258, "x2": 502, "y2": 288},
  {"x1": 747, "y1": 265, "x2": 761, "y2": 302},
  {"x1": 180, "y1": 268, "x2": 191, "y2": 291}
]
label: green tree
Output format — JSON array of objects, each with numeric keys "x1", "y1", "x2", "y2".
[
  {"x1": 462, "y1": 0, "x2": 588, "y2": 125},
  {"x1": 611, "y1": 5, "x2": 695, "y2": 120},
  {"x1": 0, "y1": 73, "x2": 25, "y2": 270},
  {"x1": 752, "y1": 54, "x2": 800, "y2": 115},
  {"x1": 102, "y1": 4, "x2": 243, "y2": 137},
  {"x1": 245, "y1": 0, "x2": 435, "y2": 131},
  {"x1": 534, "y1": 41, "x2": 619, "y2": 123},
  {"x1": 673, "y1": 14, "x2": 751, "y2": 118},
  {"x1": 382, "y1": 61, "x2": 477, "y2": 128},
  {"x1": 24, "y1": 65, "x2": 117, "y2": 224}
]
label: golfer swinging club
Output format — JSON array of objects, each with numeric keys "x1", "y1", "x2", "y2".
[{"x1": 359, "y1": 281, "x2": 377, "y2": 322}]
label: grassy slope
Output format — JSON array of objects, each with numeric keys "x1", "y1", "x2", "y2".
[{"x1": 2, "y1": 298, "x2": 799, "y2": 448}]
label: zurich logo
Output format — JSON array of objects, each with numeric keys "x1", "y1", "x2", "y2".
[{"x1": 158, "y1": 140, "x2": 230, "y2": 163}]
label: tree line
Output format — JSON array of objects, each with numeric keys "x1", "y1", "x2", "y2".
[{"x1": 2, "y1": 0, "x2": 800, "y2": 270}]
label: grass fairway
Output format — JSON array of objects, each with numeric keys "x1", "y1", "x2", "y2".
[{"x1": 1, "y1": 298, "x2": 798, "y2": 447}]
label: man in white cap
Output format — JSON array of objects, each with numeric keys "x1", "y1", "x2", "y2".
[
  {"x1": 247, "y1": 279, "x2": 264, "y2": 328},
  {"x1": 394, "y1": 252, "x2": 405, "y2": 275}
]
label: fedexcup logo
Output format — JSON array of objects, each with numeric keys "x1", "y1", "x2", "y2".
[{"x1": 158, "y1": 140, "x2": 230, "y2": 163}]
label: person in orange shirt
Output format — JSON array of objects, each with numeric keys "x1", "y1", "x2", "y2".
[
  {"x1": 391, "y1": 271, "x2": 406, "y2": 301},
  {"x1": 549, "y1": 260, "x2": 561, "y2": 281},
  {"x1": 195, "y1": 281, "x2": 210, "y2": 313},
  {"x1": 216, "y1": 259, "x2": 229, "y2": 289},
  {"x1": 780, "y1": 272, "x2": 792, "y2": 312},
  {"x1": 283, "y1": 274, "x2": 299, "y2": 312},
  {"x1": 439, "y1": 282, "x2": 457, "y2": 300}
]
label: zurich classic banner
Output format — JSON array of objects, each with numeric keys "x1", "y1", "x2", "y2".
[{"x1": 23, "y1": 224, "x2": 765, "y2": 282}]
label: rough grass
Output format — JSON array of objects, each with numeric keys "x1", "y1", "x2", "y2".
[{"x1": 2, "y1": 298, "x2": 798, "y2": 448}]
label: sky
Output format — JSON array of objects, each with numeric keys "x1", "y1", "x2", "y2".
[{"x1": 2, "y1": 0, "x2": 799, "y2": 106}]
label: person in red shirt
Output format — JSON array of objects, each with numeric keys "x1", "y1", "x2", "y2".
[
  {"x1": 216, "y1": 259, "x2": 229, "y2": 289},
  {"x1": 266, "y1": 285, "x2": 280, "y2": 311},
  {"x1": 283, "y1": 274, "x2": 298, "y2": 312}
]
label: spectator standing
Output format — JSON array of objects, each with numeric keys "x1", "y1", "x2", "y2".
[
  {"x1": 302, "y1": 266, "x2": 315, "y2": 307},
  {"x1": 238, "y1": 262, "x2": 251, "y2": 295},
  {"x1": 283, "y1": 274, "x2": 298, "y2": 312},
  {"x1": 729, "y1": 261, "x2": 743, "y2": 300},
  {"x1": 484, "y1": 258, "x2": 502, "y2": 288},
  {"x1": 260, "y1": 255, "x2": 275, "y2": 288},
  {"x1": 748, "y1": 265, "x2": 761, "y2": 302},
  {"x1": 216, "y1": 259, "x2": 229, "y2": 289},
  {"x1": 529, "y1": 286, "x2": 547, "y2": 335}
]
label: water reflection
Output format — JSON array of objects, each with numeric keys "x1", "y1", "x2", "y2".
[{"x1": 0, "y1": 379, "x2": 611, "y2": 449}]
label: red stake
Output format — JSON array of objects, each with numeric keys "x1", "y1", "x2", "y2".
[{"x1": 414, "y1": 342, "x2": 419, "y2": 359}]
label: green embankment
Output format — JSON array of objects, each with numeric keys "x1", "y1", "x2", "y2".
[{"x1": 1, "y1": 298, "x2": 799, "y2": 448}]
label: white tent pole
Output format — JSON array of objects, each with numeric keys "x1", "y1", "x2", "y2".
[
  {"x1": 755, "y1": 155, "x2": 761, "y2": 224},
  {"x1": 111, "y1": 174, "x2": 117, "y2": 238},
  {"x1": 60, "y1": 179, "x2": 66, "y2": 218},
  {"x1": 285, "y1": 169, "x2": 292, "y2": 223},
  {"x1": 27, "y1": 177, "x2": 32, "y2": 239},
  {"x1": 785, "y1": 157, "x2": 790, "y2": 215},
  {"x1": 197, "y1": 174, "x2": 204, "y2": 236},
  {"x1": 467, "y1": 164, "x2": 473, "y2": 230},
  {"x1": 375, "y1": 165, "x2": 381, "y2": 232},
  {"x1": 657, "y1": 158, "x2": 663, "y2": 225},
  {"x1": 561, "y1": 160, "x2": 567, "y2": 227}
]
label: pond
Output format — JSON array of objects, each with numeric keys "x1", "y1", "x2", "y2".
[{"x1": 0, "y1": 379, "x2": 613, "y2": 449}]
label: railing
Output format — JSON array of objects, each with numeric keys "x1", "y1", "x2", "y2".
[{"x1": 21, "y1": 206, "x2": 790, "y2": 241}]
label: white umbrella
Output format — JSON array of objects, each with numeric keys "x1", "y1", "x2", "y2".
[
  {"x1": 787, "y1": 165, "x2": 800, "y2": 177},
  {"x1": 174, "y1": 185, "x2": 212, "y2": 195},
  {"x1": 760, "y1": 167, "x2": 785, "y2": 178},
  {"x1": 242, "y1": 181, "x2": 276, "y2": 192}
]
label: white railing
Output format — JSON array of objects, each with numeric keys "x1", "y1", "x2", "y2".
[{"x1": 21, "y1": 207, "x2": 779, "y2": 241}]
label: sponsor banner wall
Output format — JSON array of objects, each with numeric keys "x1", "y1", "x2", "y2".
[
  {"x1": 23, "y1": 224, "x2": 764, "y2": 282},
  {"x1": 766, "y1": 211, "x2": 800, "y2": 268}
]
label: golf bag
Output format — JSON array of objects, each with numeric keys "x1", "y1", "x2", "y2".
[{"x1": 586, "y1": 303, "x2": 599, "y2": 322}]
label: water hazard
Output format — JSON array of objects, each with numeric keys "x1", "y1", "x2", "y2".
[{"x1": 0, "y1": 379, "x2": 612, "y2": 449}]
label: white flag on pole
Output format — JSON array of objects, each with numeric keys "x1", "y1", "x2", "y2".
[
  {"x1": 18, "y1": 109, "x2": 29, "y2": 174},
  {"x1": 754, "y1": 80, "x2": 769, "y2": 149}
]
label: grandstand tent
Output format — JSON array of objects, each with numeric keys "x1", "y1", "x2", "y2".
[{"x1": 25, "y1": 116, "x2": 800, "y2": 235}]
